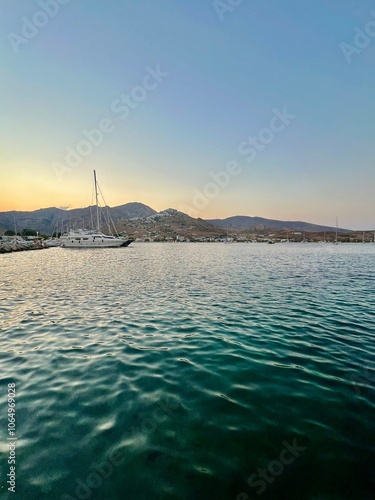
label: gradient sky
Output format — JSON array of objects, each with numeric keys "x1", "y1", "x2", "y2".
[{"x1": 1, "y1": 0, "x2": 374, "y2": 229}]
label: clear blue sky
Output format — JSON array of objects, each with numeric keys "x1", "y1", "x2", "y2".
[{"x1": 1, "y1": 0, "x2": 374, "y2": 229}]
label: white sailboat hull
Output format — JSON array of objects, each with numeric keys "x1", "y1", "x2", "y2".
[
  {"x1": 59, "y1": 171, "x2": 132, "y2": 249},
  {"x1": 60, "y1": 230, "x2": 125, "y2": 248},
  {"x1": 61, "y1": 240, "x2": 124, "y2": 248}
]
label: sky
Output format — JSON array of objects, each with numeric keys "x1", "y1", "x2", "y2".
[{"x1": 1, "y1": 0, "x2": 374, "y2": 229}]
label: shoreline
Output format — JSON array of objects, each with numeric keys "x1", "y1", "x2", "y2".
[{"x1": 0, "y1": 242, "x2": 46, "y2": 254}]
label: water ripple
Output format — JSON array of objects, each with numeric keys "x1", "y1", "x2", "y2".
[{"x1": 0, "y1": 244, "x2": 374, "y2": 498}]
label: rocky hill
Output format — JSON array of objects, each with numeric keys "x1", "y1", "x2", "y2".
[
  {"x1": 207, "y1": 215, "x2": 350, "y2": 233},
  {"x1": 0, "y1": 203, "x2": 156, "y2": 235},
  {"x1": 118, "y1": 209, "x2": 223, "y2": 240},
  {"x1": 0, "y1": 205, "x2": 355, "y2": 240}
]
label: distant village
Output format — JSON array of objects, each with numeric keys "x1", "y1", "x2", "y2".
[{"x1": 0, "y1": 206, "x2": 374, "y2": 246}]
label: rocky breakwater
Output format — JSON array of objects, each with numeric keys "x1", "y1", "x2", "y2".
[{"x1": 0, "y1": 238, "x2": 45, "y2": 254}]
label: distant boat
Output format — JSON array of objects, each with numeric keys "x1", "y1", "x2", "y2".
[
  {"x1": 60, "y1": 171, "x2": 132, "y2": 249},
  {"x1": 45, "y1": 238, "x2": 61, "y2": 247},
  {"x1": 45, "y1": 219, "x2": 64, "y2": 247},
  {"x1": 334, "y1": 216, "x2": 339, "y2": 245},
  {"x1": 224, "y1": 227, "x2": 234, "y2": 243}
]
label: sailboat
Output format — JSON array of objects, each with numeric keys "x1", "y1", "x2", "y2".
[
  {"x1": 224, "y1": 226, "x2": 233, "y2": 243},
  {"x1": 60, "y1": 171, "x2": 132, "y2": 248},
  {"x1": 334, "y1": 216, "x2": 339, "y2": 245}
]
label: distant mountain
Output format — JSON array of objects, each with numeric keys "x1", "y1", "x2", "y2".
[
  {"x1": 111, "y1": 202, "x2": 157, "y2": 220},
  {"x1": 0, "y1": 205, "x2": 352, "y2": 236},
  {"x1": 117, "y1": 208, "x2": 222, "y2": 240},
  {"x1": 206, "y1": 216, "x2": 350, "y2": 233},
  {"x1": 0, "y1": 203, "x2": 156, "y2": 234},
  {"x1": 0, "y1": 207, "x2": 66, "y2": 235}
]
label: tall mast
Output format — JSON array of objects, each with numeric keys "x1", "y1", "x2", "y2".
[
  {"x1": 336, "y1": 216, "x2": 338, "y2": 244},
  {"x1": 94, "y1": 170, "x2": 100, "y2": 232}
]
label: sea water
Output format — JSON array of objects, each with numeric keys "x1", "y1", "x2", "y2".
[{"x1": 0, "y1": 243, "x2": 374, "y2": 499}]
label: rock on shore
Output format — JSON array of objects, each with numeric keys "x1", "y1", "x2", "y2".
[{"x1": 0, "y1": 240, "x2": 44, "y2": 253}]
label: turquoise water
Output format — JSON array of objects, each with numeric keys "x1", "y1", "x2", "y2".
[{"x1": 0, "y1": 243, "x2": 374, "y2": 499}]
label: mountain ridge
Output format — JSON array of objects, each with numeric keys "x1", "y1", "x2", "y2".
[
  {"x1": 0, "y1": 204, "x2": 352, "y2": 234},
  {"x1": 207, "y1": 215, "x2": 350, "y2": 233}
]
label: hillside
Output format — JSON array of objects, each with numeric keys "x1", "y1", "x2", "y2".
[
  {"x1": 0, "y1": 205, "x2": 356, "y2": 241},
  {"x1": 207, "y1": 215, "x2": 350, "y2": 233},
  {"x1": 0, "y1": 203, "x2": 156, "y2": 234},
  {"x1": 117, "y1": 208, "x2": 223, "y2": 240}
]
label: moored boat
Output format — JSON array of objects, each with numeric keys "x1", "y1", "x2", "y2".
[
  {"x1": 60, "y1": 171, "x2": 132, "y2": 249},
  {"x1": 60, "y1": 229, "x2": 131, "y2": 248}
]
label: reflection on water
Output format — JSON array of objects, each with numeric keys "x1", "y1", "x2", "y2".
[{"x1": 0, "y1": 243, "x2": 374, "y2": 499}]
